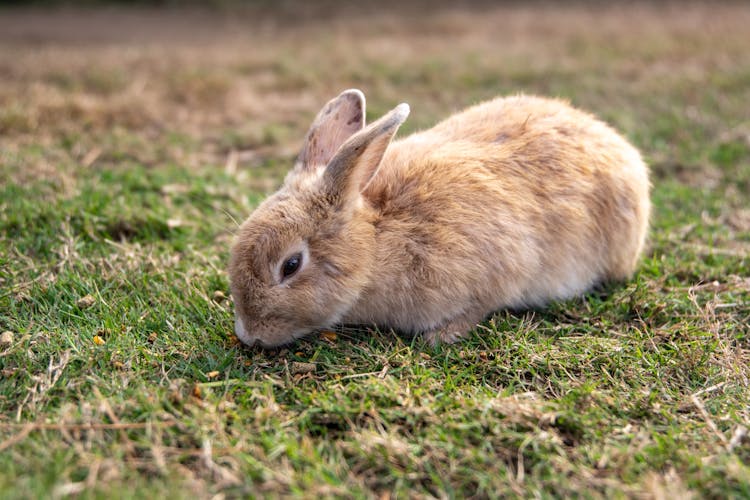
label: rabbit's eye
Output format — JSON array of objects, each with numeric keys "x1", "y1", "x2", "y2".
[{"x1": 281, "y1": 253, "x2": 302, "y2": 279}]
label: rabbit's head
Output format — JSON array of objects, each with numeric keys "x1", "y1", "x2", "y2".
[{"x1": 229, "y1": 90, "x2": 409, "y2": 347}]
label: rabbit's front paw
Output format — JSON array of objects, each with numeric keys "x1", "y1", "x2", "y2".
[{"x1": 423, "y1": 318, "x2": 477, "y2": 346}]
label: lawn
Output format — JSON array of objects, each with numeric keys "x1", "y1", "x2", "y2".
[{"x1": 1, "y1": 2, "x2": 748, "y2": 497}]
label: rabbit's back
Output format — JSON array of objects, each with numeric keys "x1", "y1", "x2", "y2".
[{"x1": 359, "y1": 95, "x2": 649, "y2": 325}]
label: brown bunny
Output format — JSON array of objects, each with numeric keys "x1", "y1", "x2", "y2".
[{"x1": 228, "y1": 89, "x2": 650, "y2": 347}]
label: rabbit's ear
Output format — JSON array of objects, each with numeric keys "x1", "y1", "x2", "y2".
[
  {"x1": 296, "y1": 89, "x2": 366, "y2": 172},
  {"x1": 323, "y1": 102, "x2": 409, "y2": 205}
]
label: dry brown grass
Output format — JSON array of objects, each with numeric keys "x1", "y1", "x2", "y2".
[{"x1": 1, "y1": 2, "x2": 748, "y2": 173}]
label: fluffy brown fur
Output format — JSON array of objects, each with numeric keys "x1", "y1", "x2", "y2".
[{"x1": 228, "y1": 89, "x2": 650, "y2": 347}]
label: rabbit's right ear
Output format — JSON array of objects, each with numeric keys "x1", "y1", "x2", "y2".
[{"x1": 294, "y1": 89, "x2": 366, "y2": 173}]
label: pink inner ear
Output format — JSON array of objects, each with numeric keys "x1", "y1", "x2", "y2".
[
  {"x1": 298, "y1": 91, "x2": 365, "y2": 169},
  {"x1": 322, "y1": 102, "x2": 409, "y2": 204}
]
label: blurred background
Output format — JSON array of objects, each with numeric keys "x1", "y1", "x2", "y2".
[{"x1": 2, "y1": 1, "x2": 748, "y2": 193}]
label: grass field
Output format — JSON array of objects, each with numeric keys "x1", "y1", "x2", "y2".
[{"x1": 1, "y1": 2, "x2": 749, "y2": 497}]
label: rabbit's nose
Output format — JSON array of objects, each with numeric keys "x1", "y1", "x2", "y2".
[{"x1": 234, "y1": 315, "x2": 257, "y2": 347}]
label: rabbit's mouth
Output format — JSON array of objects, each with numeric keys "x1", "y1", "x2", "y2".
[
  {"x1": 234, "y1": 315, "x2": 257, "y2": 347},
  {"x1": 234, "y1": 314, "x2": 312, "y2": 348}
]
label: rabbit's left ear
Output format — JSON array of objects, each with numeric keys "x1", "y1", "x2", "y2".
[
  {"x1": 295, "y1": 89, "x2": 366, "y2": 172},
  {"x1": 323, "y1": 102, "x2": 409, "y2": 206}
]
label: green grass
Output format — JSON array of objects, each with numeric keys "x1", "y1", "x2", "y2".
[{"x1": 1, "y1": 3, "x2": 749, "y2": 498}]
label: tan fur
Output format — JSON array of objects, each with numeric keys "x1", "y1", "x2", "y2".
[{"x1": 229, "y1": 90, "x2": 650, "y2": 347}]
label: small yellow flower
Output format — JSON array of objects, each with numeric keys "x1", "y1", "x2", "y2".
[
  {"x1": 93, "y1": 335, "x2": 105, "y2": 345},
  {"x1": 320, "y1": 330, "x2": 337, "y2": 342}
]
